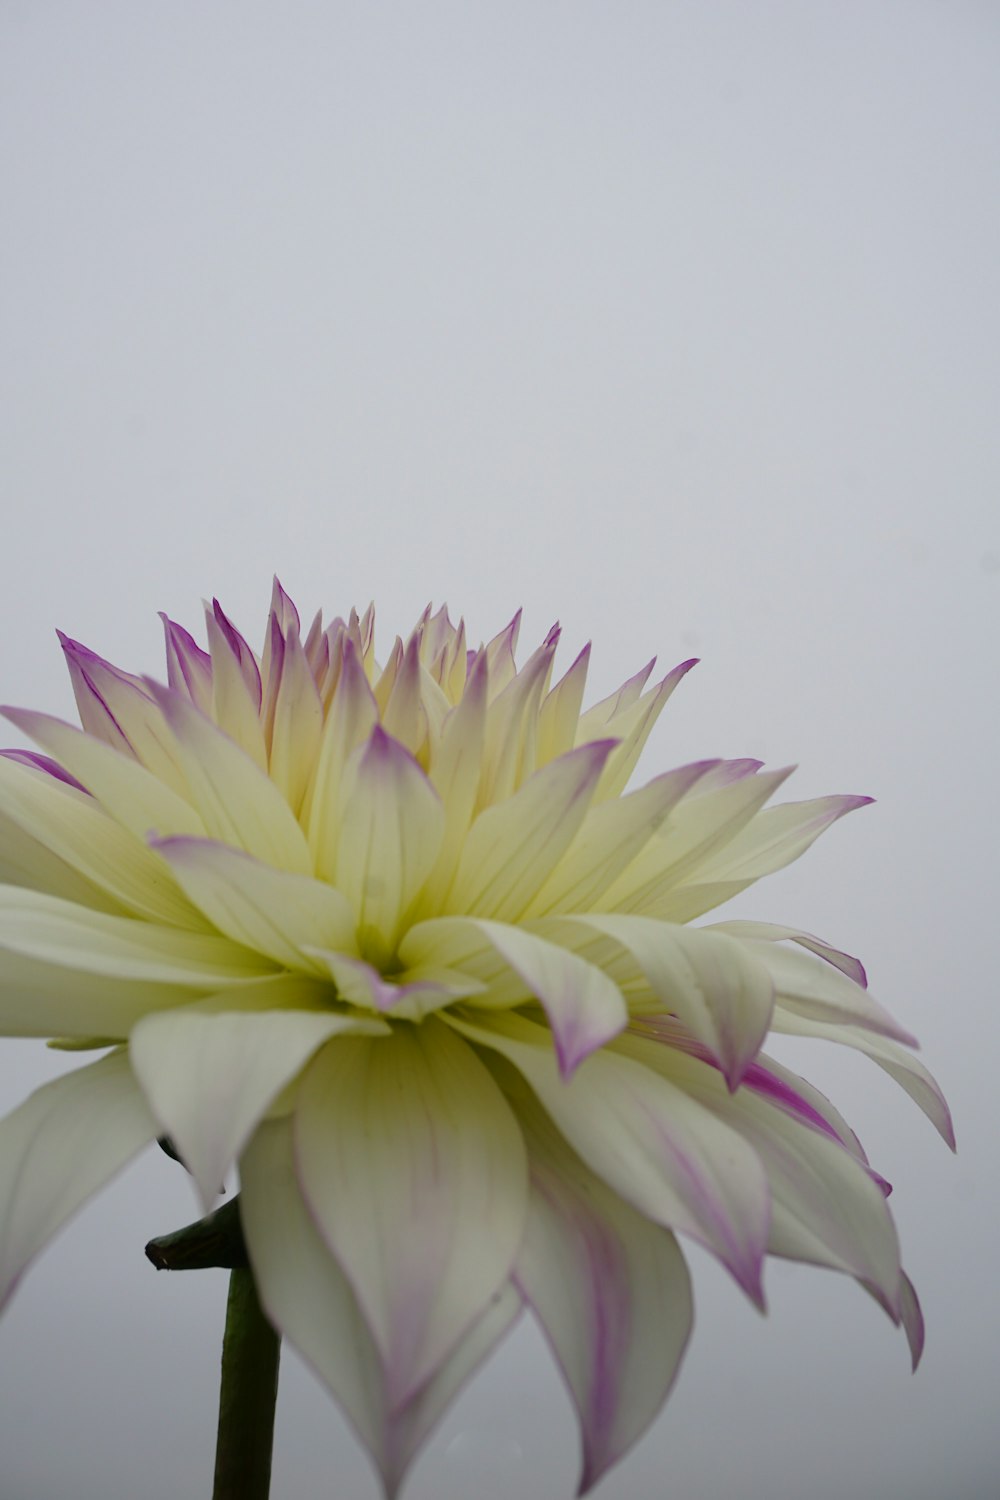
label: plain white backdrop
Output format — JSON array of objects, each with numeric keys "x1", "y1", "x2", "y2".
[{"x1": 0, "y1": 4, "x2": 996, "y2": 1497}]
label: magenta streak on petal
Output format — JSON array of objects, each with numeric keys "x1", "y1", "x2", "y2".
[
  {"x1": 212, "y1": 600, "x2": 262, "y2": 709},
  {"x1": 75, "y1": 663, "x2": 134, "y2": 751},
  {"x1": 0, "y1": 749, "x2": 89, "y2": 793},
  {"x1": 160, "y1": 615, "x2": 212, "y2": 702}
]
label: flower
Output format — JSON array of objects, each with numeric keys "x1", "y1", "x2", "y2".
[{"x1": 0, "y1": 583, "x2": 952, "y2": 1495}]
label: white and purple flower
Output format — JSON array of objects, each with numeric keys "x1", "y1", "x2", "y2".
[{"x1": 0, "y1": 585, "x2": 953, "y2": 1495}]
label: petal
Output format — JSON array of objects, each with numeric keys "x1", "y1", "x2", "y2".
[
  {"x1": 0, "y1": 887, "x2": 271, "y2": 987},
  {"x1": 478, "y1": 632, "x2": 557, "y2": 805},
  {"x1": 265, "y1": 619, "x2": 324, "y2": 815},
  {"x1": 0, "y1": 754, "x2": 207, "y2": 928},
  {"x1": 509, "y1": 1071, "x2": 693, "y2": 1494},
  {"x1": 2, "y1": 707, "x2": 207, "y2": 840},
  {"x1": 0, "y1": 1049, "x2": 156, "y2": 1309},
  {"x1": 770, "y1": 1009, "x2": 955, "y2": 1149},
  {"x1": 58, "y1": 634, "x2": 194, "y2": 797},
  {"x1": 449, "y1": 1010, "x2": 769, "y2": 1305},
  {"x1": 420, "y1": 648, "x2": 488, "y2": 909},
  {"x1": 536, "y1": 642, "x2": 591, "y2": 766},
  {"x1": 304, "y1": 639, "x2": 379, "y2": 880},
  {"x1": 0, "y1": 949, "x2": 198, "y2": 1038},
  {"x1": 204, "y1": 603, "x2": 268, "y2": 768},
  {"x1": 441, "y1": 741, "x2": 617, "y2": 921},
  {"x1": 557, "y1": 914, "x2": 774, "y2": 1089},
  {"x1": 619, "y1": 1032, "x2": 903, "y2": 1315},
  {"x1": 707, "y1": 921, "x2": 868, "y2": 988},
  {"x1": 160, "y1": 613, "x2": 214, "y2": 713},
  {"x1": 399, "y1": 918, "x2": 628, "y2": 1074},
  {"x1": 145, "y1": 685, "x2": 313, "y2": 875},
  {"x1": 305, "y1": 949, "x2": 484, "y2": 1018},
  {"x1": 240, "y1": 1118, "x2": 522, "y2": 1499},
  {"x1": 589, "y1": 659, "x2": 699, "y2": 802},
  {"x1": 525, "y1": 762, "x2": 717, "y2": 917},
  {"x1": 744, "y1": 939, "x2": 916, "y2": 1044},
  {"x1": 130, "y1": 1006, "x2": 387, "y2": 1209},
  {"x1": 293, "y1": 1018, "x2": 528, "y2": 1409},
  {"x1": 600, "y1": 767, "x2": 796, "y2": 914},
  {"x1": 333, "y1": 726, "x2": 444, "y2": 962},
  {"x1": 151, "y1": 837, "x2": 357, "y2": 969}
]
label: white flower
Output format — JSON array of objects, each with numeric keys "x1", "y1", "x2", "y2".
[{"x1": 0, "y1": 584, "x2": 952, "y2": 1495}]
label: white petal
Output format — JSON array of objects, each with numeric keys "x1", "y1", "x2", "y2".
[
  {"x1": 304, "y1": 639, "x2": 379, "y2": 879},
  {"x1": 306, "y1": 948, "x2": 484, "y2": 1018},
  {"x1": 130, "y1": 1006, "x2": 386, "y2": 1209},
  {"x1": 0, "y1": 754, "x2": 206, "y2": 928},
  {"x1": 525, "y1": 762, "x2": 716, "y2": 917},
  {"x1": 554, "y1": 914, "x2": 774, "y2": 1089},
  {"x1": 265, "y1": 621, "x2": 324, "y2": 814},
  {"x1": 399, "y1": 917, "x2": 627, "y2": 1073},
  {"x1": 2, "y1": 707, "x2": 207, "y2": 840},
  {"x1": 707, "y1": 921, "x2": 868, "y2": 988},
  {"x1": 333, "y1": 726, "x2": 444, "y2": 961},
  {"x1": 621, "y1": 1033, "x2": 903, "y2": 1315},
  {"x1": 770, "y1": 1009, "x2": 955, "y2": 1149},
  {"x1": 0, "y1": 949, "x2": 197, "y2": 1038},
  {"x1": 448, "y1": 1010, "x2": 769, "y2": 1305},
  {"x1": 151, "y1": 837, "x2": 357, "y2": 969},
  {"x1": 205, "y1": 602, "x2": 268, "y2": 768},
  {"x1": 0, "y1": 1049, "x2": 156, "y2": 1309},
  {"x1": 0, "y1": 887, "x2": 272, "y2": 987},
  {"x1": 240, "y1": 1119, "x2": 522, "y2": 1499},
  {"x1": 600, "y1": 767, "x2": 795, "y2": 914},
  {"x1": 744, "y1": 939, "x2": 916, "y2": 1043},
  {"x1": 146, "y1": 686, "x2": 313, "y2": 875},
  {"x1": 510, "y1": 1074, "x2": 693, "y2": 1493},
  {"x1": 588, "y1": 659, "x2": 698, "y2": 802},
  {"x1": 294, "y1": 1018, "x2": 528, "y2": 1409},
  {"x1": 442, "y1": 741, "x2": 617, "y2": 921}
]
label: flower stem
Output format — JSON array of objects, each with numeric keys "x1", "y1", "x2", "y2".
[{"x1": 212, "y1": 1264, "x2": 281, "y2": 1500}]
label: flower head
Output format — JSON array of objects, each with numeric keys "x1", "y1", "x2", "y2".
[{"x1": 0, "y1": 584, "x2": 952, "y2": 1494}]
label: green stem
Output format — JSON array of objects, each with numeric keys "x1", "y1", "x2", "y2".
[{"x1": 212, "y1": 1265, "x2": 281, "y2": 1500}]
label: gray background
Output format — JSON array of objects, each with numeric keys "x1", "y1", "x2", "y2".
[{"x1": 0, "y1": 3, "x2": 996, "y2": 1497}]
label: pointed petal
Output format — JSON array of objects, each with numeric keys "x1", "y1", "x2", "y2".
[
  {"x1": 509, "y1": 1073, "x2": 693, "y2": 1493},
  {"x1": 684, "y1": 794, "x2": 873, "y2": 884},
  {"x1": 204, "y1": 604, "x2": 268, "y2": 768},
  {"x1": 265, "y1": 619, "x2": 324, "y2": 814},
  {"x1": 0, "y1": 1049, "x2": 156, "y2": 1309},
  {"x1": 442, "y1": 741, "x2": 617, "y2": 921},
  {"x1": 334, "y1": 726, "x2": 444, "y2": 961},
  {"x1": 627, "y1": 1031, "x2": 903, "y2": 1314},
  {"x1": 744, "y1": 939, "x2": 916, "y2": 1044},
  {"x1": 240, "y1": 1118, "x2": 522, "y2": 1499},
  {"x1": 146, "y1": 685, "x2": 313, "y2": 875},
  {"x1": 560, "y1": 914, "x2": 774, "y2": 1088},
  {"x1": 536, "y1": 643, "x2": 591, "y2": 766},
  {"x1": 770, "y1": 1010, "x2": 955, "y2": 1149},
  {"x1": 448, "y1": 1010, "x2": 769, "y2": 1305},
  {"x1": 0, "y1": 754, "x2": 206, "y2": 928},
  {"x1": 0, "y1": 887, "x2": 270, "y2": 987},
  {"x1": 304, "y1": 639, "x2": 379, "y2": 880},
  {"x1": 294, "y1": 1019, "x2": 528, "y2": 1409},
  {"x1": 160, "y1": 614, "x2": 214, "y2": 713},
  {"x1": 2, "y1": 707, "x2": 207, "y2": 840},
  {"x1": 526, "y1": 762, "x2": 717, "y2": 917},
  {"x1": 151, "y1": 837, "x2": 357, "y2": 969},
  {"x1": 601, "y1": 767, "x2": 796, "y2": 915},
  {"x1": 130, "y1": 1007, "x2": 386, "y2": 1209},
  {"x1": 707, "y1": 921, "x2": 868, "y2": 988},
  {"x1": 419, "y1": 648, "x2": 488, "y2": 910},
  {"x1": 591, "y1": 660, "x2": 699, "y2": 801}
]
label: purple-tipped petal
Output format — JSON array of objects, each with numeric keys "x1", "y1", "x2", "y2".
[
  {"x1": 0, "y1": 749, "x2": 87, "y2": 793},
  {"x1": 160, "y1": 614, "x2": 214, "y2": 713}
]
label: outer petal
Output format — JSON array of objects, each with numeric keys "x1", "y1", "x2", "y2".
[
  {"x1": 0, "y1": 887, "x2": 272, "y2": 988},
  {"x1": 151, "y1": 837, "x2": 358, "y2": 969},
  {"x1": 770, "y1": 1009, "x2": 956, "y2": 1149},
  {"x1": 600, "y1": 767, "x2": 796, "y2": 914},
  {"x1": 0, "y1": 1049, "x2": 156, "y2": 1309},
  {"x1": 293, "y1": 1018, "x2": 528, "y2": 1409},
  {"x1": 707, "y1": 921, "x2": 868, "y2": 988},
  {"x1": 449, "y1": 1010, "x2": 769, "y2": 1305},
  {"x1": 525, "y1": 762, "x2": 717, "y2": 918},
  {"x1": 744, "y1": 939, "x2": 916, "y2": 1044},
  {"x1": 304, "y1": 638, "x2": 380, "y2": 879},
  {"x1": 130, "y1": 1006, "x2": 387, "y2": 1209},
  {"x1": 399, "y1": 917, "x2": 628, "y2": 1074},
  {"x1": 240, "y1": 1118, "x2": 522, "y2": 1499},
  {"x1": 333, "y1": 726, "x2": 444, "y2": 961},
  {"x1": 509, "y1": 1070, "x2": 693, "y2": 1494},
  {"x1": 2, "y1": 707, "x2": 207, "y2": 840},
  {"x1": 0, "y1": 754, "x2": 206, "y2": 928},
  {"x1": 441, "y1": 741, "x2": 617, "y2": 921},
  {"x1": 617, "y1": 1032, "x2": 903, "y2": 1316},
  {"x1": 555, "y1": 914, "x2": 774, "y2": 1089},
  {"x1": 588, "y1": 659, "x2": 698, "y2": 802}
]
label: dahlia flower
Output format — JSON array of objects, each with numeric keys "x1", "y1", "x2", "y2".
[{"x1": 0, "y1": 585, "x2": 952, "y2": 1495}]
